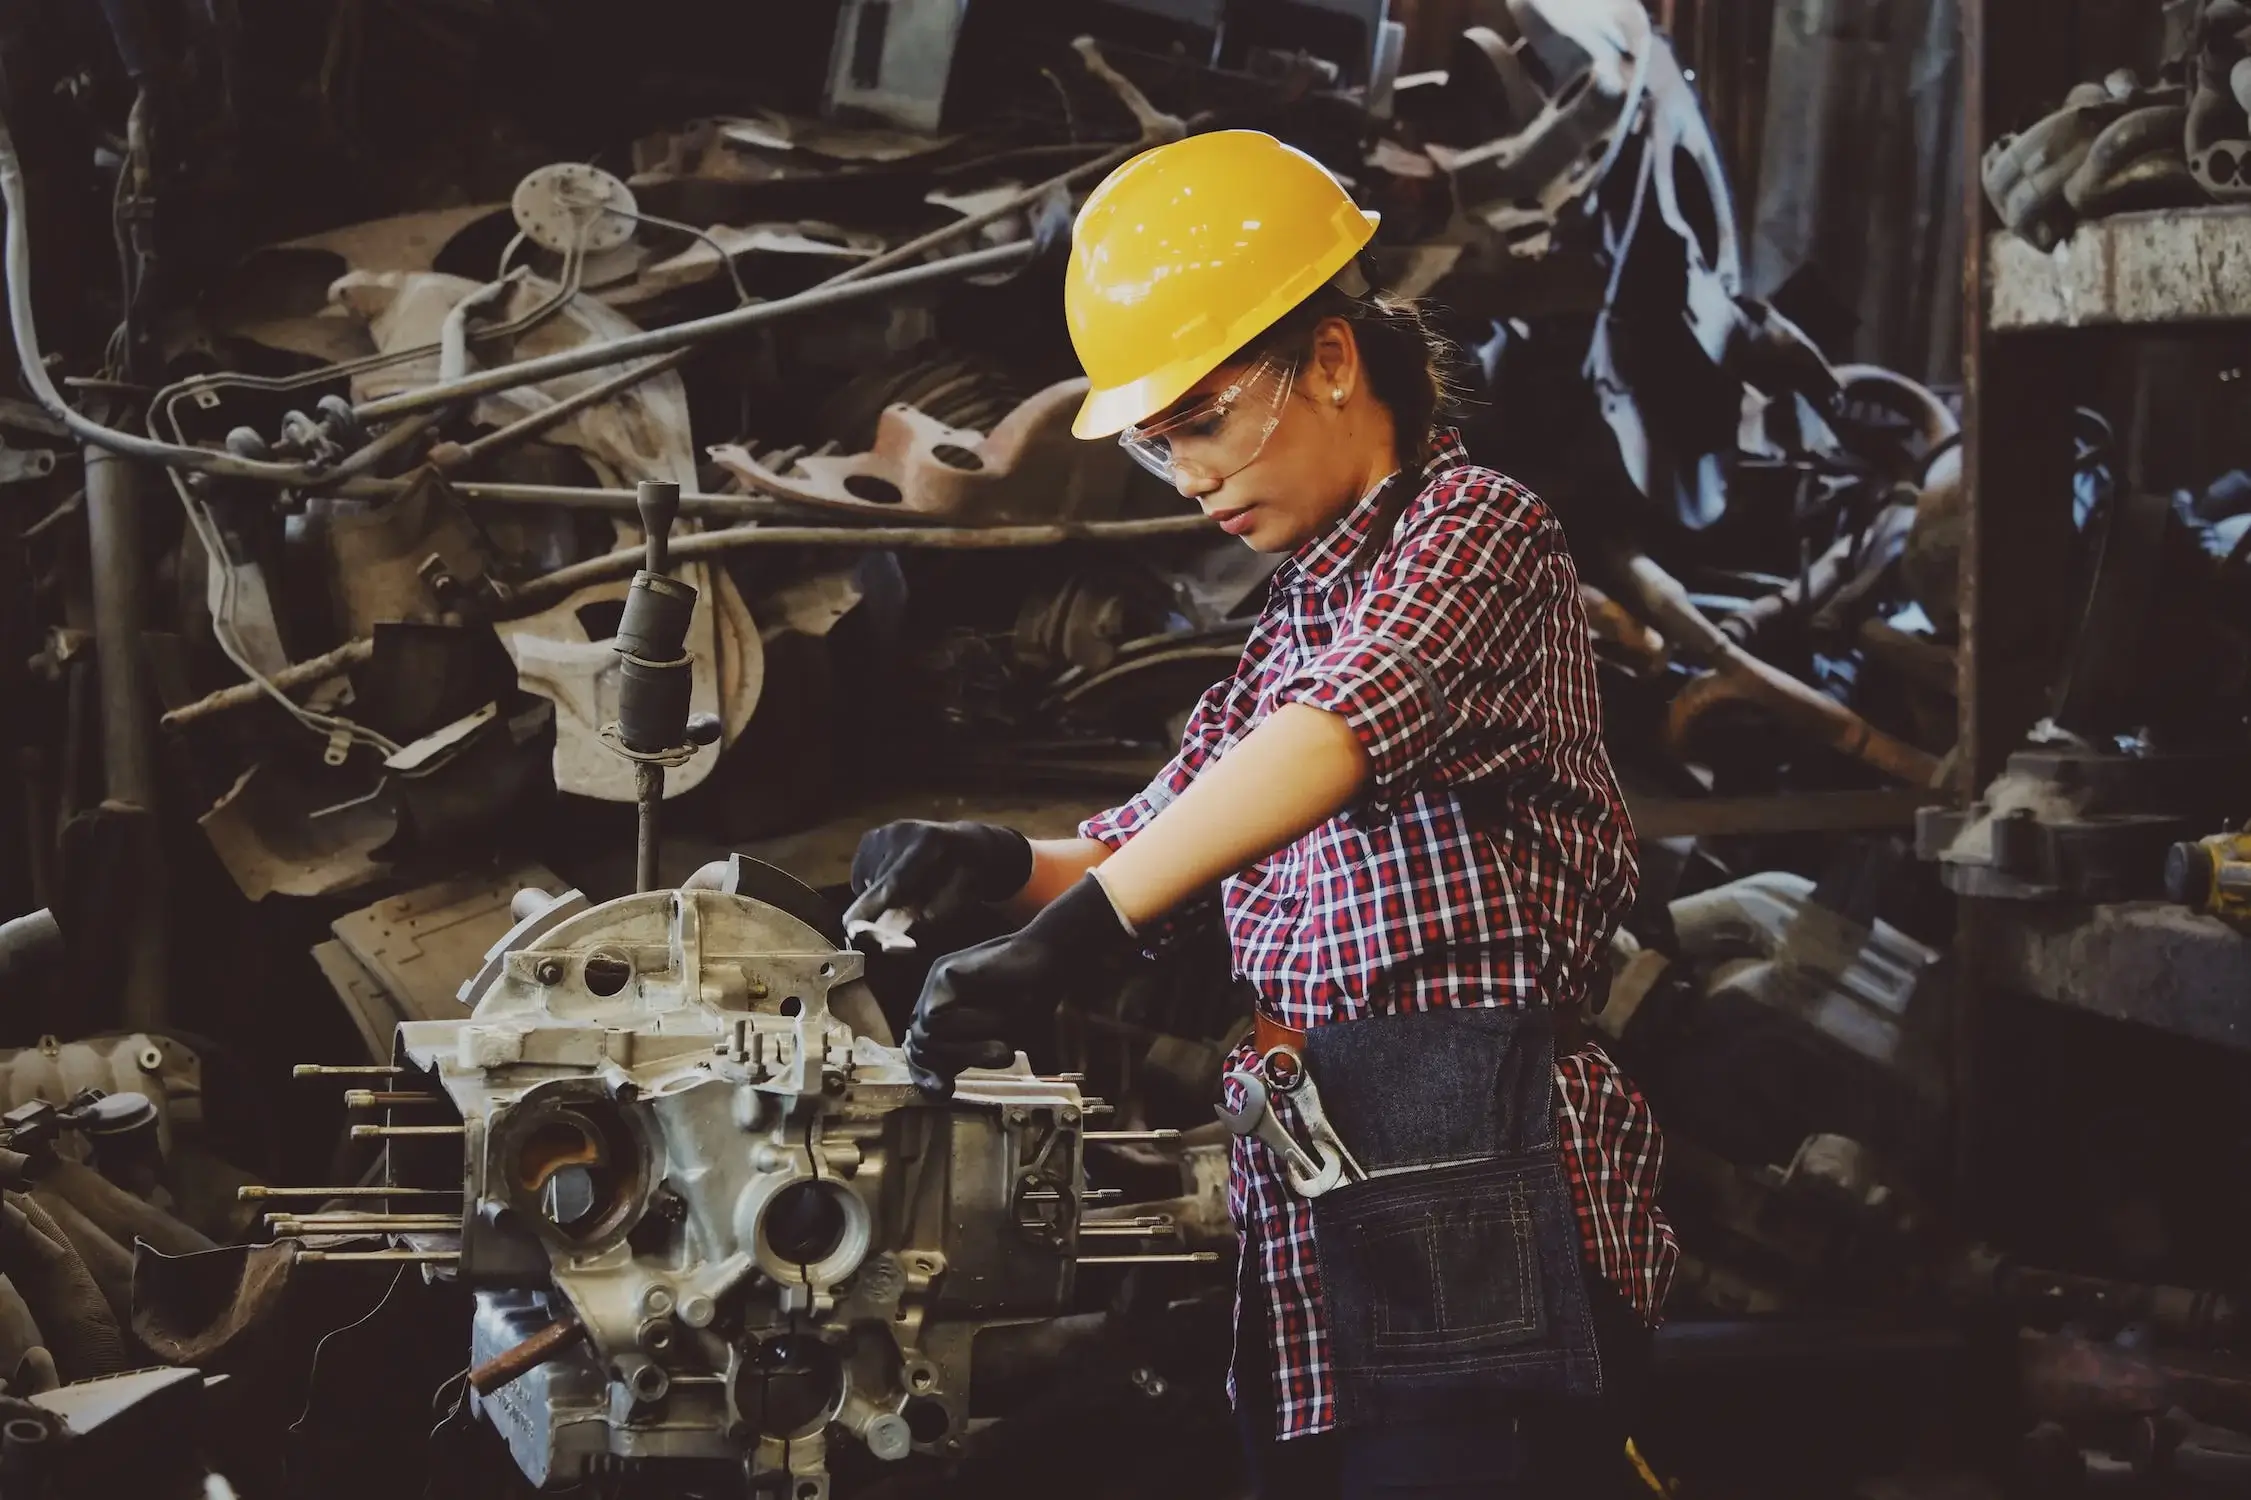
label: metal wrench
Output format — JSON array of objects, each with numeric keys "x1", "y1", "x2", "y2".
[
  {"x1": 1217, "y1": 1070, "x2": 1352, "y2": 1198},
  {"x1": 1282, "y1": 1069, "x2": 1365, "y2": 1186}
]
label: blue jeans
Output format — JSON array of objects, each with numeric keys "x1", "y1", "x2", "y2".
[{"x1": 1235, "y1": 1268, "x2": 1650, "y2": 1500}]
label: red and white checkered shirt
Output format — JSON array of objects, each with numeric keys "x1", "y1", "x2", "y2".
[{"x1": 1081, "y1": 430, "x2": 1678, "y2": 1441}]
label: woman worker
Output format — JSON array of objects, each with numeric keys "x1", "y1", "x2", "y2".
[{"x1": 845, "y1": 130, "x2": 1677, "y2": 1497}]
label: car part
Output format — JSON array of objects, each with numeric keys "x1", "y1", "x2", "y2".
[
  {"x1": 358, "y1": 876, "x2": 1103, "y2": 1493},
  {"x1": 710, "y1": 379, "x2": 1136, "y2": 525},
  {"x1": 1918, "y1": 744, "x2": 2251, "y2": 901}
]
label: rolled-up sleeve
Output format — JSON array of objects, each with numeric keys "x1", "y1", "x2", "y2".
[{"x1": 1274, "y1": 514, "x2": 1554, "y2": 798}]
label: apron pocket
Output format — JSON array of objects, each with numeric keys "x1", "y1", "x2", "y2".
[
  {"x1": 1313, "y1": 1152, "x2": 1601, "y2": 1424},
  {"x1": 1345, "y1": 1173, "x2": 1543, "y2": 1354}
]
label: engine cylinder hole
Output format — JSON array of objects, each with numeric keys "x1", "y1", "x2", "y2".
[
  {"x1": 779, "y1": 995, "x2": 803, "y2": 1017},
  {"x1": 737, "y1": 1335, "x2": 843, "y2": 1438},
  {"x1": 583, "y1": 951, "x2": 633, "y2": 997},
  {"x1": 902, "y1": 1396, "x2": 950, "y2": 1444},
  {"x1": 764, "y1": 1181, "x2": 848, "y2": 1265}
]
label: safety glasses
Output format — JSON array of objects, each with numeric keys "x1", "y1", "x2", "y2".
[{"x1": 1118, "y1": 354, "x2": 1298, "y2": 487}]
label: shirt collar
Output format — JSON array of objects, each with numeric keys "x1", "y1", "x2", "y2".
[{"x1": 1277, "y1": 427, "x2": 1472, "y2": 590}]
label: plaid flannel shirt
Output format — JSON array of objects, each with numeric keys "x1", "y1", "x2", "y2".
[{"x1": 1081, "y1": 431, "x2": 1678, "y2": 1441}]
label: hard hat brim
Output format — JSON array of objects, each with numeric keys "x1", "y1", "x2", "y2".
[{"x1": 1071, "y1": 208, "x2": 1381, "y2": 441}]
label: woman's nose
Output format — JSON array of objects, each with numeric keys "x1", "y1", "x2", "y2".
[{"x1": 1174, "y1": 467, "x2": 1219, "y2": 501}]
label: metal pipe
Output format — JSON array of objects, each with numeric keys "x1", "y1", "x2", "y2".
[
  {"x1": 86, "y1": 450, "x2": 157, "y2": 807},
  {"x1": 294, "y1": 1250, "x2": 458, "y2": 1264},
  {"x1": 1608, "y1": 549, "x2": 1944, "y2": 787},
  {"x1": 368, "y1": 477, "x2": 791, "y2": 517},
  {"x1": 351, "y1": 240, "x2": 1036, "y2": 424},
  {"x1": 0, "y1": 908, "x2": 60, "y2": 991},
  {"x1": 1084, "y1": 1130, "x2": 1182, "y2": 1143},
  {"x1": 341, "y1": 1091, "x2": 442, "y2": 1109},
  {"x1": 634, "y1": 762, "x2": 662, "y2": 895},
  {"x1": 502, "y1": 512, "x2": 1213, "y2": 615},
  {"x1": 86, "y1": 445, "x2": 167, "y2": 1030},
  {"x1": 470, "y1": 1316, "x2": 587, "y2": 1396},
  {"x1": 270, "y1": 1218, "x2": 462, "y2": 1232},
  {"x1": 348, "y1": 1124, "x2": 465, "y2": 1140},
  {"x1": 437, "y1": 353, "x2": 687, "y2": 471},
  {"x1": 160, "y1": 637, "x2": 375, "y2": 730},
  {"x1": 292, "y1": 1065, "x2": 403, "y2": 1078},
  {"x1": 239, "y1": 1185, "x2": 458, "y2": 1200},
  {"x1": 1075, "y1": 1252, "x2": 1220, "y2": 1265}
]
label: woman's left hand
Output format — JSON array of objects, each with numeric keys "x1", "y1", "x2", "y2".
[{"x1": 905, "y1": 875, "x2": 1137, "y2": 1097}]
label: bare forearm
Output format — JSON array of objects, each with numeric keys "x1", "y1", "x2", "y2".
[
  {"x1": 1096, "y1": 704, "x2": 1368, "y2": 926},
  {"x1": 1002, "y1": 837, "x2": 1112, "y2": 919}
]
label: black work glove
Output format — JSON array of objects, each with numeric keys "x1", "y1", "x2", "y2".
[
  {"x1": 904, "y1": 874, "x2": 1138, "y2": 1098},
  {"x1": 841, "y1": 821, "x2": 1034, "y2": 946}
]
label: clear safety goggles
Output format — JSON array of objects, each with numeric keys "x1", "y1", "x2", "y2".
[{"x1": 1119, "y1": 354, "x2": 1298, "y2": 487}]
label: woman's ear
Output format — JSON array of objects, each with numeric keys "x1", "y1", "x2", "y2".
[{"x1": 1308, "y1": 317, "x2": 1359, "y2": 407}]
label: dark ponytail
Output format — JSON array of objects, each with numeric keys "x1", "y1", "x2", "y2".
[{"x1": 1239, "y1": 276, "x2": 1462, "y2": 469}]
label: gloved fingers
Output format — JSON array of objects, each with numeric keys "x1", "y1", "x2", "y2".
[
  {"x1": 908, "y1": 1056, "x2": 955, "y2": 1100},
  {"x1": 905, "y1": 1032, "x2": 1015, "y2": 1098},
  {"x1": 842, "y1": 835, "x2": 955, "y2": 930}
]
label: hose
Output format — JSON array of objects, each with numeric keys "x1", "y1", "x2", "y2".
[{"x1": 0, "y1": 109, "x2": 340, "y2": 483}]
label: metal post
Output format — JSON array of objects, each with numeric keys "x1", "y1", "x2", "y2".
[
  {"x1": 634, "y1": 761, "x2": 663, "y2": 895},
  {"x1": 84, "y1": 445, "x2": 166, "y2": 1030}
]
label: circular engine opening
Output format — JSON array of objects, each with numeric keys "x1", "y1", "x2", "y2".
[
  {"x1": 764, "y1": 1181, "x2": 849, "y2": 1265},
  {"x1": 736, "y1": 1335, "x2": 843, "y2": 1438},
  {"x1": 902, "y1": 1396, "x2": 949, "y2": 1444},
  {"x1": 497, "y1": 1097, "x2": 647, "y2": 1245},
  {"x1": 582, "y1": 951, "x2": 633, "y2": 997}
]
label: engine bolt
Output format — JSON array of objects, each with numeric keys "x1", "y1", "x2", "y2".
[
  {"x1": 680, "y1": 1292, "x2": 717, "y2": 1328},
  {"x1": 1004, "y1": 1107, "x2": 1028, "y2": 1126},
  {"x1": 534, "y1": 959, "x2": 565, "y2": 985},
  {"x1": 642, "y1": 1286, "x2": 675, "y2": 1318}
]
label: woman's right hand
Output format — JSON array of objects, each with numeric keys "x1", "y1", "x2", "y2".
[{"x1": 840, "y1": 821, "x2": 1034, "y2": 945}]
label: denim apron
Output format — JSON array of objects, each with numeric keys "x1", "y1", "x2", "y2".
[{"x1": 1301, "y1": 1005, "x2": 1603, "y2": 1427}]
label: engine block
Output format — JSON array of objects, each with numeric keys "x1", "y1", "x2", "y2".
[{"x1": 390, "y1": 874, "x2": 1087, "y2": 1493}]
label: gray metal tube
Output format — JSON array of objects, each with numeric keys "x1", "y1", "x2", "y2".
[
  {"x1": 0, "y1": 909, "x2": 59, "y2": 990},
  {"x1": 351, "y1": 239, "x2": 1036, "y2": 423},
  {"x1": 85, "y1": 449, "x2": 156, "y2": 810},
  {"x1": 84, "y1": 447, "x2": 167, "y2": 1029}
]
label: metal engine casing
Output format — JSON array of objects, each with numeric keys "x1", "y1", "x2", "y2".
[{"x1": 395, "y1": 883, "x2": 1086, "y2": 1492}]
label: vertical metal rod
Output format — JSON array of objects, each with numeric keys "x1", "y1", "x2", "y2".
[
  {"x1": 84, "y1": 444, "x2": 166, "y2": 1029},
  {"x1": 635, "y1": 760, "x2": 663, "y2": 894},
  {"x1": 85, "y1": 449, "x2": 156, "y2": 808}
]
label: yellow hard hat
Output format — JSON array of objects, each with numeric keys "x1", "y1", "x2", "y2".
[{"x1": 1066, "y1": 130, "x2": 1380, "y2": 440}]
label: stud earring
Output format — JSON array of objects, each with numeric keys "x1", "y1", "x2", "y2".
[{"x1": 1330, "y1": 388, "x2": 1344, "y2": 406}]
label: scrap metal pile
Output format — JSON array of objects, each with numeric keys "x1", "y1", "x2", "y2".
[
  {"x1": 0, "y1": 0, "x2": 2183, "y2": 1496},
  {"x1": 1982, "y1": 0, "x2": 2251, "y2": 247}
]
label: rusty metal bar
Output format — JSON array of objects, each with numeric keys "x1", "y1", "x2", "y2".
[
  {"x1": 239, "y1": 1185, "x2": 459, "y2": 1200},
  {"x1": 470, "y1": 1316, "x2": 588, "y2": 1396}
]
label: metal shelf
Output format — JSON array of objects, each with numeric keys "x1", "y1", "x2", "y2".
[
  {"x1": 1987, "y1": 206, "x2": 2251, "y2": 332},
  {"x1": 1979, "y1": 902, "x2": 2251, "y2": 1051}
]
